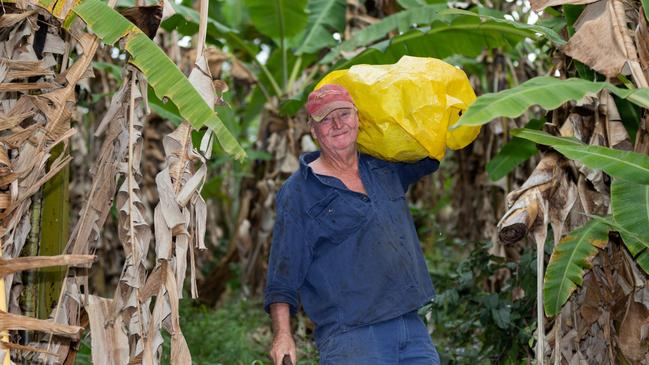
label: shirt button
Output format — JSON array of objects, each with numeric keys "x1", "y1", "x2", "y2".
[{"x1": 362, "y1": 196, "x2": 369, "y2": 202}]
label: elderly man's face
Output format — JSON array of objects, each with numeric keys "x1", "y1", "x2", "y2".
[{"x1": 310, "y1": 108, "x2": 359, "y2": 153}]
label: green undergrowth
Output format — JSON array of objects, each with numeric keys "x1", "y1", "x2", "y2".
[
  {"x1": 75, "y1": 295, "x2": 319, "y2": 365},
  {"x1": 419, "y1": 234, "x2": 538, "y2": 365},
  {"x1": 163, "y1": 297, "x2": 272, "y2": 364},
  {"x1": 410, "y1": 177, "x2": 538, "y2": 365}
]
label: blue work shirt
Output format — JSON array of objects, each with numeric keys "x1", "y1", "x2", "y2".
[{"x1": 264, "y1": 151, "x2": 439, "y2": 345}]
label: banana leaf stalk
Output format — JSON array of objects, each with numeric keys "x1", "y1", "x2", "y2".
[{"x1": 497, "y1": 153, "x2": 561, "y2": 244}]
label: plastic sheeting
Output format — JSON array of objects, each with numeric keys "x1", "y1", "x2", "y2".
[{"x1": 316, "y1": 56, "x2": 480, "y2": 161}]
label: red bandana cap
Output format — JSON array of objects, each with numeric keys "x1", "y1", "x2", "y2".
[{"x1": 306, "y1": 84, "x2": 356, "y2": 122}]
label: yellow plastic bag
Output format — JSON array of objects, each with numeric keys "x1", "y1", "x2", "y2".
[{"x1": 316, "y1": 56, "x2": 480, "y2": 162}]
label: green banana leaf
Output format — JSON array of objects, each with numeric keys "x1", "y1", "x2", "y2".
[
  {"x1": 610, "y1": 179, "x2": 649, "y2": 274},
  {"x1": 160, "y1": 3, "x2": 255, "y2": 57},
  {"x1": 591, "y1": 215, "x2": 649, "y2": 276},
  {"x1": 325, "y1": 8, "x2": 565, "y2": 67},
  {"x1": 244, "y1": 0, "x2": 308, "y2": 41},
  {"x1": 147, "y1": 86, "x2": 183, "y2": 125},
  {"x1": 397, "y1": 0, "x2": 430, "y2": 8},
  {"x1": 543, "y1": 219, "x2": 609, "y2": 316},
  {"x1": 160, "y1": 2, "x2": 286, "y2": 98},
  {"x1": 296, "y1": 0, "x2": 347, "y2": 54},
  {"x1": 321, "y1": 4, "x2": 446, "y2": 63},
  {"x1": 160, "y1": 3, "x2": 261, "y2": 67},
  {"x1": 512, "y1": 129, "x2": 649, "y2": 185},
  {"x1": 66, "y1": 0, "x2": 245, "y2": 160},
  {"x1": 615, "y1": 95, "x2": 643, "y2": 142},
  {"x1": 161, "y1": 1, "x2": 255, "y2": 59},
  {"x1": 165, "y1": 1, "x2": 234, "y2": 35},
  {"x1": 455, "y1": 77, "x2": 649, "y2": 128},
  {"x1": 639, "y1": 248, "x2": 649, "y2": 274},
  {"x1": 486, "y1": 119, "x2": 543, "y2": 181},
  {"x1": 221, "y1": 0, "x2": 247, "y2": 29},
  {"x1": 161, "y1": 1, "x2": 288, "y2": 99},
  {"x1": 257, "y1": 48, "x2": 316, "y2": 98}
]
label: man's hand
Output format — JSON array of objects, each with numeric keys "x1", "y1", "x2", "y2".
[
  {"x1": 270, "y1": 330, "x2": 296, "y2": 365},
  {"x1": 269, "y1": 303, "x2": 297, "y2": 364}
]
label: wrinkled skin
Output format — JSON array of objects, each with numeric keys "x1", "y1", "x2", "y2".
[{"x1": 269, "y1": 303, "x2": 296, "y2": 365}]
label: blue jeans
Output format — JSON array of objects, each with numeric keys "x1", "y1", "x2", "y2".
[{"x1": 318, "y1": 311, "x2": 440, "y2": 365}]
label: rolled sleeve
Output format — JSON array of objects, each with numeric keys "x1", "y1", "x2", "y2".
[
  {"x1": 264, "y1": 288, "x2": 299, "y2": 315},
  {"x1": 395, "y1": 157, "x2": 440, "y2": 189},
  {"x1": 263, "y1": 185, "x2": 312, "y2": 315}
]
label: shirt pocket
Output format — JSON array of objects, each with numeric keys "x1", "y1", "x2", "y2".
[{"x1": 307, "y1": 191, "x2": 365, "y2": 244}]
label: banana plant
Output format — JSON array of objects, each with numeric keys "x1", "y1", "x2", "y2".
[
  {"x1": 455, "y1": 77, "x2": 649, "y2": 128},
  {"x1": 541, "y1": 175, "x2": 649, "y2": 316},
  {"x1": 511, "y1": 129, "x2": 649, "y2": 314},
  {"x1": 26, "y1": 0, "x2": 247, "y2": 160},
  {"x1": 456, "y1": 75, "x2": 649, "y2": 317},
  {"x1": 512, "y1": 129, "x2": 649, "y2": 185},
  {"x1": 296, "y1": 0, "x2": 347, "y2": 55},
  {"x1": 609, "y1": 180, "x2": 649, "y2": 271},
  {"x1": 243, "y1": 0, "x2": 307, "y2": 89},
  {"x1": 543, "y1": 219, "x2": 609, "y2": 316},
  {"x1": 324, "y1": 7, "x2": 565, "y2": 68}
]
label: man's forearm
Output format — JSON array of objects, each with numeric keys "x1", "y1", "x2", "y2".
[
  {"x1": 269, "y1": 303, "x2": 296, "y2": 364},
  {"x1": 270, "y1": 303, "x2": 292, "y2": 335}
]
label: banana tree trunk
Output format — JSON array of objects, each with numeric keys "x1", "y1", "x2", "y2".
[{"x1": 37, "y1": 142, "x2": 70, "y2": 320}]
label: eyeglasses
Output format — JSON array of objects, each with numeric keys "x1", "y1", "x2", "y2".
[{"x1": 318, "y1": 108, "x2": 357, "y2": 125}]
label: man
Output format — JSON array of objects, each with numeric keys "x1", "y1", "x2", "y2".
[{"x1": 264, "y1": 84, "x2": 441, "y2": 365}]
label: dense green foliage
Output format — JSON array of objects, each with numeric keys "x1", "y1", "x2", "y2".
[
  {"x1": 428, "y1": 243, "x2": 538, "y2": 364},
  {"x1": 413, "y1": 202, "x2": 538, "y2": 364},
  {"x1": 609, "y1": 180, "x2": 649, "y2": 272}
]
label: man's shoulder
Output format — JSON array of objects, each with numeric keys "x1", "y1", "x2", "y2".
[
  {"x1": 363, "y1": 153, "x2": 439, "y2": 170},
  {"x1": 361, "y1": 153, "x2": 396, "y2": 170},
  {"x1": 276, "y1": 170, "x2": 308, "y2": 201},
  {"x1": 281, "y1": 169, "x2": 305, "y2": 189}
]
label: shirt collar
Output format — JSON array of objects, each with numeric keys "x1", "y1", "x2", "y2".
[
  {"x1": 299, "y1": 151, "x2": 321, "y2": 179},
  {"x1": 299, "y1": 150, "x2": 375, "y2": 179}
]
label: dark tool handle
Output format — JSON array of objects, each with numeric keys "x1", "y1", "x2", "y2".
[{"x1": 282, "y1": 354, "x2": 293, "y2": 365}]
